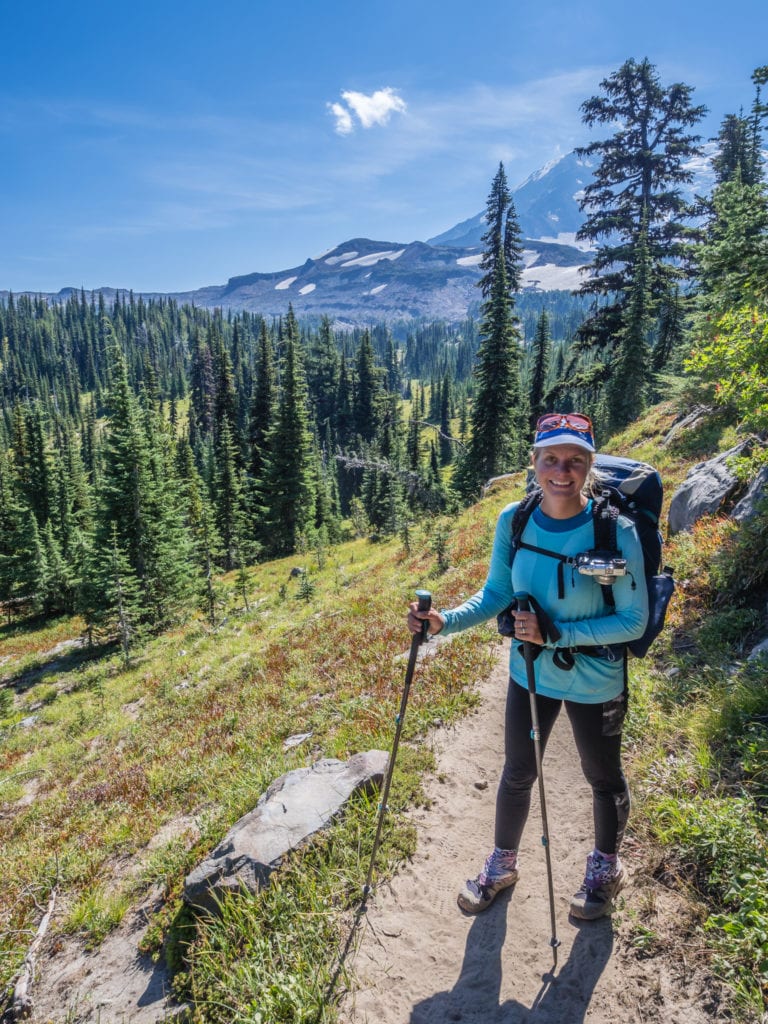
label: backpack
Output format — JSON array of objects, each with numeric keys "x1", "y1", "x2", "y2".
[{"x1": 497, "y1": 454, "x2": 674, "y2": 659}]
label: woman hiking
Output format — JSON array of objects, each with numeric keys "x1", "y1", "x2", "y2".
[{"x1": 407, "y1": 413, "x2": 648, "y2": 920}]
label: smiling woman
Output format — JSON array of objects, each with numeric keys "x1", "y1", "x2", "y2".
[{"x1": 407, "y1": 412, "x2": 648, "y2": 921}]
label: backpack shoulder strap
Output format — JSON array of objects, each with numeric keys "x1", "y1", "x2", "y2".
[
  {"x1": 592, "y1": 490, "x2": 621, "y2": 608},
  {"x1": 509, "y1": 489, "x2": 543, "y2": 565},
  {"x1": 593, "y1": 489, "x2": 621, "y2": 552}
]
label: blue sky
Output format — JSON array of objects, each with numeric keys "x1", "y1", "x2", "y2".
[{"x1": 2, "y1": 0, "x2": 766, "y2": 293}]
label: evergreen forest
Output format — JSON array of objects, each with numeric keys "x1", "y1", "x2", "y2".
[{"x1": 1, "y1": 56, "x2": 767, "y2": 652}]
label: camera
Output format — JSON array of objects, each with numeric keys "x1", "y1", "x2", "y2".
[{"x1": 576, "y1": 550, "x2": 627, "y2": 586}]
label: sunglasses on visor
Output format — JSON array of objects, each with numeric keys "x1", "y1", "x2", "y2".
[{"x1": 536, "y1": 413, "x2": 594, "y2": 433}]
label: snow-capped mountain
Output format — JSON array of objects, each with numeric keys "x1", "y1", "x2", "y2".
[
  {"x1": 428, "y1": 151, "x2": 598, "y2": 249},
  {"x1": 14, "y1": 147, "x2": 719, "y2": 325},
  {"x1": 162, "y1": 234, "x2": 591, "y2": 325}
]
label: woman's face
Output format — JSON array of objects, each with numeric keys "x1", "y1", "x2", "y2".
[{"x1": 532, "y1": 444, "x2": 592, "y2": 518}]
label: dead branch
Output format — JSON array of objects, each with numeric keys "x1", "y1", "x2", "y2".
[{"x1": 11, "y1": 887, "x2": 57, "y2": 1021}]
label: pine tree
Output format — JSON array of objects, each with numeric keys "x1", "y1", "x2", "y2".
[
  {"x1": 575, "y1": 58, "x2": 706, "y2": 387},
  {"x1": 214, "y1": 419, "x2": 247, "y2": 571},
  {"x1": 175, "y1": 437, "x2": 224, "y2": 625},
  {"x1": 696, "y1": 173, "x2": 768, "y2": 317},
  {"x1": 84, "y1": 523, "x2": 146, "y2": 664},
  {"x1": 712, "y1": 113, "x2": 762, "y2": 186},
  {"x1": 308, "y1": 316, "x2": 340, "y2": 434},
  {"x1": 652, "y1": 287, "x2": 686, "y2": 372},
  {"x1": 260, "y1": 334, "x2": 317, "y2": 556},
  {"x1": 528, "y1": 311, "x2": 551, "y2": 433},
  {"x1": 353, "y1": 331, "x2": 381, "y2": 443},
  {"x1": 454, "y1": 165, "x2": 526, "y2": 498},
  {"x1": 439, "y1": 371, "x2": 453, "y2": 466},
  {"x1": 479, "y1": 163, "x2": 524, "y2": 297},
  {"x1": 606, "y1": 210, "x2": 654, "y2": 428}
]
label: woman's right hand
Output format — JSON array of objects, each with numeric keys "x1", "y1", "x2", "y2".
[{"x1": 407, "y1": 601, "x2": 445, "y2": 636}]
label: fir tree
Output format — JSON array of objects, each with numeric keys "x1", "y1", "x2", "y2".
[
  {"x1": 606, "y1": 211, "x2": 654, "y2": 428},
  {"x1": 260, "y1": 334, "x2": 317, "y2": 556},
  {"x1": 214, "y1": 419, "x2": 247, "y2": 571},
  {"x1": 85, "y1": 523, "x2": 146, "y2": 664},
  {"x1": 439, "y1": 371, "x2": 453, "y2": 466},
  {"x1": 353, "y1": 331, "x2": 381, "y2": 443},
  {"x1": 528, "y1": 311, "x2": 551, "y2": 433},
  {"x1": 574, "y1": 57, "x2": 706, "y2": 402},
  {"x1": 454, "y1": 164, "x2": 526, "y2": 499}
]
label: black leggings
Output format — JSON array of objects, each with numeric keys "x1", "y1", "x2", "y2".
[{"x1": 495, "y1": 679, "x2": 630, "y2": 855}]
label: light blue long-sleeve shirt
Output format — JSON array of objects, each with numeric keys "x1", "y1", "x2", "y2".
[{"x1": 440, "y1": 499, "x2": 649, "y2": 703}]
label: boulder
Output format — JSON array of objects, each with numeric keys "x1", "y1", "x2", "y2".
[
  {"x1": 184, "y1": 750, "x2": 388, "y2": 915},
  {"x1": 731, "y1": 465, "x2": 768, "y2": 523},
  {"x1": 667, "y1": 442, "x2": 750, "y2": 535},
  {"x1": 661, "y1": 406, "x2": 713, "y2": 447},
  {"x1": 748, "y1": 637, "x2": 768, "y2": 662}
]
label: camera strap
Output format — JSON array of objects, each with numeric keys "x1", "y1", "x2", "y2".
[{"x1": 516, "y1": 540, "x2": 576, "y2": 599}]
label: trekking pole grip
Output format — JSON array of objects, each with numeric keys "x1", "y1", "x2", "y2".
[
  {"x1": 415, "y1": 589, "x2": 432, "y2": 643},
  {"x1": 515, "y1": 591, "x2": 530, "y2": 613}
]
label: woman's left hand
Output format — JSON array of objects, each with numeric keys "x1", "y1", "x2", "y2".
[{"x1": 512, "y1": 609, "x2": 543, "y2": 645}]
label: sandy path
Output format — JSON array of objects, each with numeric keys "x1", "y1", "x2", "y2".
[{"x1": 339, "y1": 652, "x2": 728, "y2": 1024}]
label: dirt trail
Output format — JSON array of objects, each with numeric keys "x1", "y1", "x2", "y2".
[{"x1": 340, "y1": 652, "x2": 728, "y2": 1024}]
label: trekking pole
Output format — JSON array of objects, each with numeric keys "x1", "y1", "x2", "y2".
[
  {"x1": 363, "y1": 589, "x2": 432, "y2": 898},
  {"x1": 515, "y1": 591, "x2": 561, "y2": 967}
]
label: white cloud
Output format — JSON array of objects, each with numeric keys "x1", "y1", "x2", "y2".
[
  {"x1": 328, "y1": 87, "x2": 407, "y2": 135},
  {"x1": 328, "y1": 101, "x2": 354, "y2": 136}
]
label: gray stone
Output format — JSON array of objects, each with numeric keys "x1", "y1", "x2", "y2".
[
  {"x1": 661, "y1": 406, "x2": 713, "y2": 447},
  {"x1": 731, "y1": 465, "x2": 768, "y2": 523},
  {"x1": 748, "y1": 637, "x2": 768, "y2": 662},
  {"x1": 668, "y1": 441, "x2": 751, "y2": 535},
  {"x1": 184, "y1": 750, "x2": 388, "y2": 914}
]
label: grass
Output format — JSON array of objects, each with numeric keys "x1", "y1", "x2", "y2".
[
  {"x1": 2, "y1": 399, "x2": 768, "y2": 1020},
  {"x1": 0, "y1": 491, "x2": 510, "y2": 1018}
]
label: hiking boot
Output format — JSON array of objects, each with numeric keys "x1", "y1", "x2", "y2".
[
  {"x1": 457, "y1": 848, "x2": 518, "y2": 914},
  {"x1": 569, "y1": 850, "x2": 627, "y2": 920}
]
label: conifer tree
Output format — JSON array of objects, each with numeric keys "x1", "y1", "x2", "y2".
[
  {"x1": 574, "y1": 57, "x2": 706, "y2": 403},
  {"x1": 528, "y1": 311, "x2": 551, "y2": 433},
  {"x1": 84, "y1": 523, "x2": 146, "y2": 663},
  {"x1": 214, "y1": 419, "x2": 247, "y2": 571},
  {"x1": 439, "y1": 371, "x2": 453, "y2": 466},
  {"x1": 353, "y1": 331, "x2": 381, "y2": 443},
  {"x1": 175, "y1": 437, "x2": 224, "y2": 624},
  {"x1": 652, "y1": 287, "x2": 686, "y2": 372},
  {"x1": 308, "y1": 316, "x2": 340, "y2": 434},
  {"x1": 406, "y1": 414, "x2": 421, "y2": 473},
  {"x1": 606, "y1": 211, "x2": 654, "y2": 428},
  {"x1": 454, "y1": 164, "x2": 526, "y2": 498},
  {"x1": 249, "y1": 320, "x2": 276, "y2": 491},
  {"x1": 260, "y1": 334, "x2": 317, "y2": 556}
]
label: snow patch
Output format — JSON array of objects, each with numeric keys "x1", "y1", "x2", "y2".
[
  {"x1": 299, "y1": 283, "x2": 316, "y2": 295},
  {"x1": 456, "y1": 254, "x2": 483, "y2": 267},
  {"x1": 275, "y1": 276, "x2": 297, "y2": 290},
  {"x1": 521, "y1": 249, "x2": 539, "y2": 268},
  {"x1": 341, "y1": 249, "x2": 405, "y2": 268},
  {"x1": 536, "y1": 232, "x2": 594, "y2": 252},
  {"x1": 522, "y1": 264, "x2": 588, "y2": 291},
  {"x1": 325, "y1": 251, "x2": 359, "y2": 266},
  {"x1": 515, "y1": 153, "x2": 565, "y2": 190},
  {"x1": 368, "y1": 284, "x2": 388, "y2": 295}
]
